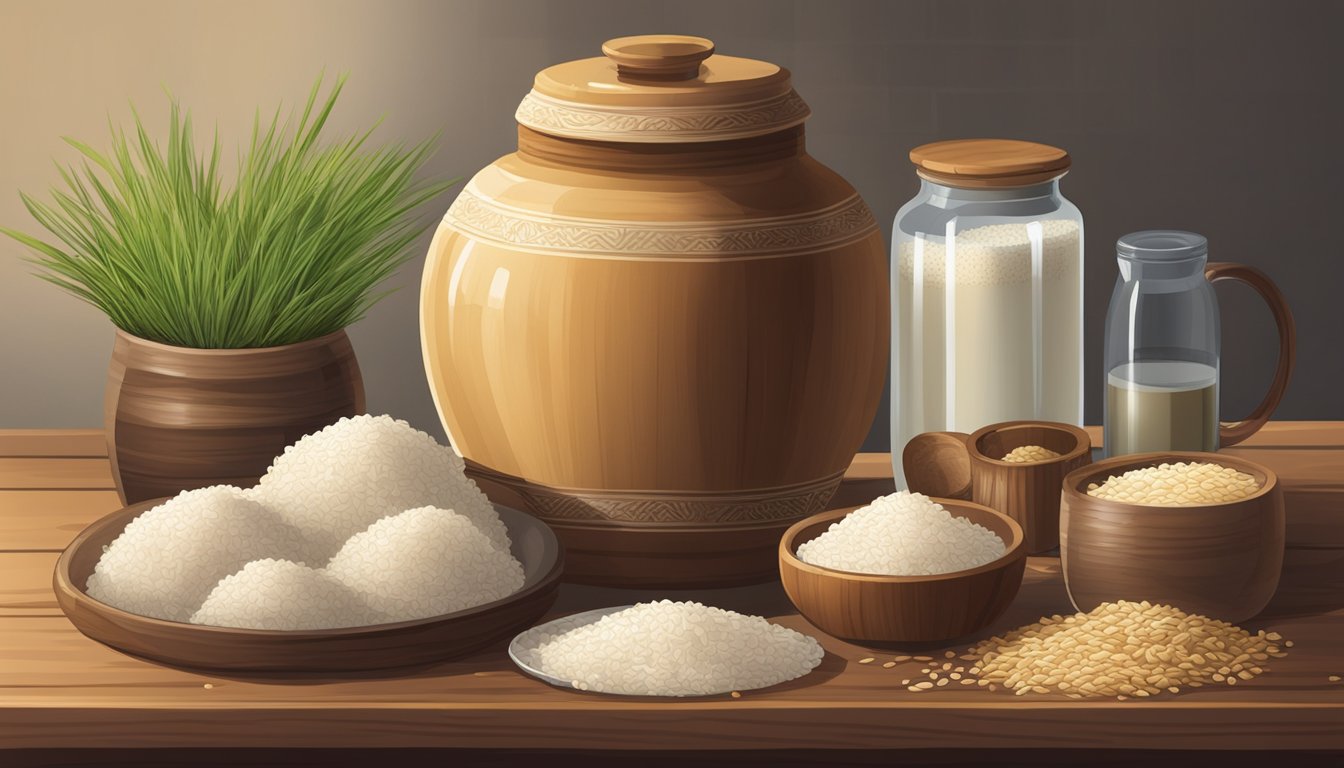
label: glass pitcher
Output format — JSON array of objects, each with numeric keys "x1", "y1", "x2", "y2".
[
  {"x1": 1103, "y1": 230, "x2": 1296, "y2": 456},
  {"x1": 891, "y1": 139, "x2": 1084, "y2": 486}
]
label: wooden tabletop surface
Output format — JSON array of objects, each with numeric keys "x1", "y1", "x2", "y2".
[{"x1": 0, "y1": 424, "x2": 1341, "y2": 753}]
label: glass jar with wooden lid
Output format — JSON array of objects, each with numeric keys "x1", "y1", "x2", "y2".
[{"x1": 892, "y1": 139, "x2": 1084, "y2": 486}]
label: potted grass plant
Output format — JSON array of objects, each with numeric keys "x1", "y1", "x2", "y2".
[{"x1": 2, "y1": 76, "x2": 455, "y2": 504}]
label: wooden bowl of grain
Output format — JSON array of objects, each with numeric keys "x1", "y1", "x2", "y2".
[
  {"x1": 1060, "y1": 451, "x2": 1284, "y2": 623},
  {"x1": 779, "y1": 500, "x2": 1026, "y2": 644},
  {"x1": 966, "y1": 420, "x2": 1093, "y2": 554}
]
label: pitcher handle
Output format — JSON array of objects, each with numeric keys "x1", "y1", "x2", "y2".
[{"x1": 1204, "y1": 262, "x2": 1297, "y2": 447}]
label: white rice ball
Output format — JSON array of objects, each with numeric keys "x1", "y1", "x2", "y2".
[
  {"x1": 85, "y1": 486, "x2": 310, "y2": 622},
  {"x1": 189, "y1": 559, "x2": 386, "y2": 630},
  {"x1": 516, "y1": 601, "x2": 825, "y2": 697},
  {"x1": 796, "y1": 491, "x2": 1006, "y2": 576},
  {"x1": 326, "y1": 506, "x2": 525, "y2": 621},
  {"x1": 253, "y1": 414, "x2": 509, "y2": 563}
]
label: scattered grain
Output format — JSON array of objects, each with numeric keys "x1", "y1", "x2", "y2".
[{"x1": 965, "y1": 600, "x2": 1287, "y2": 700}]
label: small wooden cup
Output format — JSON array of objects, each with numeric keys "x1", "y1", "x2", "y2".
[
  {"x1": 1060, "y1": 451, "x2": 1284, "y2": 623},
  {"x1": 967, "y1": 421, "x2": 1093, "y2": 554},
  {"x1": 779, "y1": 500, "x2": 1026, "y2": 644}
]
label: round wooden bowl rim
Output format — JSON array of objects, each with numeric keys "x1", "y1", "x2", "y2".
[
  {"x1": 966, "y1": 420, "x2": 1093, "y2": 466},
  {"x1": 779, "y1": 500, "x2": 1027, "y2": 584},
  {"x1": 113, "y1": 327, "x2": 352, "y2": 355},
  {"x1": 1061, "y1": 450, "x2": 1280, "y2": 513},
  {"x1": 54, "y1": 498, "x2": 564, "y2": 640},
  {"x1": 542, "y1": 516, "x2": 802, "y2": 533}
]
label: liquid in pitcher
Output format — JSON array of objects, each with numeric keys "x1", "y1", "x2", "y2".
[{"x1": 1105, "y1": 360, "x2": 1218, "y2": 455}]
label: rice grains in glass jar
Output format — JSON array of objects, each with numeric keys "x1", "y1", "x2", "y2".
[{"x1": 891, "y1": 139, "x2": 1084, "y2": 486}]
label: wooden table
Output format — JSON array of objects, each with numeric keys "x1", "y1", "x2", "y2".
[{"x1": 2, "y1": 425, "x2": 1342, "y2": 766}]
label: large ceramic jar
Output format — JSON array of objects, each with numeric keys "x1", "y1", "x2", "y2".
[{"x1": 422, "y1": 35, "x2": 887, "y2": 587}]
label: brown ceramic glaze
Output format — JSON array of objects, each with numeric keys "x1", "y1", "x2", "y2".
[
  {"x1": 105, "y1": 329, "x2": 364, "y2": 504},
  {"x1": 779, "y1": 501, "x2": 1026, "y2": 644},
  {"x1": 53, "y1": 499, "x2": 563, "y2": 673},
  {"x1": 1060, "y1": 451, "x2": 1285, "y2": 622},
  {"x1": 967, "y1": 421, "x2": 1093, "y2": 554},
  {"x1": 422, "y1": 36, "x2": 888, "y2": 587}
]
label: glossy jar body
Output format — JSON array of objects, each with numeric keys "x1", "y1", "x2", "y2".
[
  {"x1": 891, "y1": 177, "x2": 1084, "y2": 485},
  {"x1": 422, "y1": 126, "x2": 888, "y2": 587},
  {"x1": 1103, "y1": 236, "x2": 1219, "y2": 457}
]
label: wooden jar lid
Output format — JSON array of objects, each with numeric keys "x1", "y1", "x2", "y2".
[
  {"x1": 516, "y1": 35, "x2": 810, "y2": 143},
  {"x1": 909, "y1": 139, "x2": 1071, "y2": 188}
]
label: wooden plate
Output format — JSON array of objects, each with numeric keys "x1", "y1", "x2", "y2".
[{"x1": 53, "y1": 498, "x2": 564, "y2": 673}]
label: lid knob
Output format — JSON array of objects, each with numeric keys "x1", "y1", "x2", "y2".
[{"x1": 602, "y1": 35, "x2": 715, "y2": 81}]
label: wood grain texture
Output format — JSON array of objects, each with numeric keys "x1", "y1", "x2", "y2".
[
  {"x1": 1060, "y1": 452, "x2": 1285, "y2": 622},
  {"x1": 0, "y1": 430, "x2": 105, "y2": 458},
  {"x1": 0, "y1": 428, "x2": 1339, "y2": 751},
  {"x1": 1205, "y1": 261, "x2": 1297, "y2": 447},
  {"x1": 909, "y1": 138, "x2": 1071, "y2": 188},
  {"x1": 105, "y1": 329, "x2": 364, "y2": 505},
  {"x1": 0, "y1": 490, "x2": 122, "y2": 551},
  {"x1": 967, "y1": 422, "x2": 1093, "y2": 554},
  {"x1": 422, "y1": 122, "x2": 888, "y2": 586},
  {"x1": 779, "y1": 501, "x2": 1026, "y2": 643},
  {"x1": 0, "y1": 552, "x2": 59, "y2": 616},
  {"x1": 902, "y1": 431, "x2": 974, "y2": 499},
  {"x1": 0, "y1": 547, "x2": 1337, "y2": 749},
  {"x1": 0, "y1": 458, "x2": 115, "y2": 490},
  {"x1": 54, "y1": 501, "x2": 562, "y2": 673}
]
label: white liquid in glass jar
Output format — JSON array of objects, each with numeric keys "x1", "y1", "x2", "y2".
[{"x1": 894, "y1": 219, "x2": 1082, "y2": 445}]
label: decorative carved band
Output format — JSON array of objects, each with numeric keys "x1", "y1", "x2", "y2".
[
  {"x1": 444, "y1": 188, "x2": 878, "y2": 261},
  {"x1": 515, "y1": 89, "x2": 811, "y2": 143},
  {"x1": 467, "y1": 467, "x2": 844, "y2": 525}
]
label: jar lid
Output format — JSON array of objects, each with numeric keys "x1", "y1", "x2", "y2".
[
  {"x1": 1117, "y1": 230, "x2": 1208, "y2": 261},
  {"x1": 515, "y1": 35, "x2": 810, "y2": 143},
  {"x1": 909, "y1": 139, "x2": 1071, "y2": 188}
]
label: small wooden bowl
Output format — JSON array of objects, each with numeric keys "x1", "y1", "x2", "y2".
[
  {"x1": 967, "y1": 421, "x2": 1092, "y2": 554},
  {"x1": 53, "y1": 499, "x2": 564, "y2": 673},
  {"x1": 1060, "y1": 452, "x2": 1284, "y2": 623},
  {"x1": 779, "y1": 500, "x2": 1026, "y2": 643}
]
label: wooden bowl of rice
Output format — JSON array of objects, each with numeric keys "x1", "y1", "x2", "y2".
[
  {"x1": 779, "y1": 499, "x2": 1026, "y2": 644},
  {"x1": 1060, "y1": 451, "x2": 1284, "y2": 623}
]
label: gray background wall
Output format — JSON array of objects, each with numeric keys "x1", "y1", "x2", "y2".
[{"x1": 1, "y1": 0, "x2": 1339, "y2": 452}]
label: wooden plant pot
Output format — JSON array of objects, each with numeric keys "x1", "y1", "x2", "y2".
[{"x1": 105, "y1": 329, "x2": 364, "y2": 504}]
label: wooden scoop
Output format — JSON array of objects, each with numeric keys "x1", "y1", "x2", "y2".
[{"x1": 901, "y1": 431, "x2": 972, "y2": 499}]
